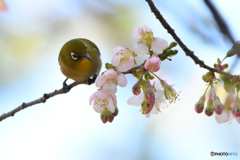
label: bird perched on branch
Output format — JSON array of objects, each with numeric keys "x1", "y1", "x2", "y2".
[{"x1": 58, "y1": 38, "x2": 102, "y2": 91}]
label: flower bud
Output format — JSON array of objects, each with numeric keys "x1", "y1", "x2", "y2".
[
  {"x1": 132, "y1": 80, "x2": 142, "y2": 95},
  {"x1": 141, "y1": 101, "x2": 153, "y2": 115},
  {"x1": 112, "y1": 107, "x2": 119, "y2": 117},
  {"x1": 232, "y1": 97, "x2": 240, "y2": 117},
  {"x1": 205, "y1": 98, "x2": 214, "y2": 117},
  {"x1": 213, "y1": 96, "x2": 223, "y2": 115},
  {"x1": 194, "y1": 95, "x2": 205, "y2": 113},
  {"x1": 144, "y1": 56, "x2": 160, "y2": 72},
  {"x1": 100, "y1": 108, "x2": 115, "y2": 124},
  {"x1": 100, "y1": 114, "x2": 108, "y2": 124},
  {"x1": 168, "y1": 42, "x2": 177, "y2": 49},
  {"x1": 145, "y1": 83, "x2": 155, "y2": 104},
  {"x1": 108, "y1": 115, "x2": 114, "y2": 123},
  {"x1": 167, "y1": 50, "x2": 178, "y2": 57}
]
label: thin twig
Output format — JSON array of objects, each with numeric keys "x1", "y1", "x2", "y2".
[
  {"x1": 145, "y1": 0, "x2": 233, "y2": 79},
  {"x1": 204, "y1": 0, "x2": 239, "y2": 72},
  {"x1": 0, "y1": 63, "x2": 144, "y2": 122},
  {"x1": 0, "y1": 81, "x2": 86, "y2": 122},
  {"x1": 122, "y1": 63, "x2": 144, "y2": 74},
  {"x1": 204, "y1": 0, "x2": 235, "y2": 44}
]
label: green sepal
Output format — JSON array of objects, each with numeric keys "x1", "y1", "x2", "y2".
[
  {"x1": 132, "y1": 69, "x2": 144, "y2": 79},
  {"x1": 144, "y1": 72, "x2": 154, "y2": 80},
  {"x1": 202, "y1": 72, "x2": 212, "y2": 82},
  {"x1": 134, "y1": 59, "x2": 137, "y2": 65},
  {"x1": 105, "y1": 63, "x2": 114, "y2": 70},
  {"x1": 141, "y1": 80, "x2": 148, "y2": 92},
  {"x1": 131, "y1": 51, "x2": 138, "y2": 57}
]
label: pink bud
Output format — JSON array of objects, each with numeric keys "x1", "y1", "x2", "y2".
[
  {"x1": 108, "y1": 115, "x2": 114, "y2": 123},
  {"x1": 214, "y1": 104, "x2": 223, "y2": 115},
  {"x1": 205, "y1": 108, "x2": 214, "y2": 117},
  {"x1": 232, "y1": 106, "x2": 240, "y2": 117},
  {"x1": 144, "y1": 56, "x2": 161, "y2": 72},
  {"x1": 146, "y1": 92, "x2": 155, "y2": 104},
  {"x1": 213, "y1": 96, "x2": 223, "y2": 115},
  {"x1": 195, "y1": 104, "x2": 204, "y2": 113},
  {"x1": 132, "y1": 85, "x2": 141, "y2": 95},
  {"x1": 112, "y1": 107, "x2": 119, "y2": 117},
  {"x1": 101, "y1": 114, "x2": 108, "y2": 124}
]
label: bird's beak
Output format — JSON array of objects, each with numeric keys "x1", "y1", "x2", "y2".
[{"x1": 84, "y1": 53, "x2": 93, "y2": 62}]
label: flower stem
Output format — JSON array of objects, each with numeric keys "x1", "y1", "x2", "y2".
[
  {"x1": 204, "y1": 83, "x2": 211, "y2": 96},
  {"x1": 150, "y1": 72, "x2": 162, "y2": 81}
]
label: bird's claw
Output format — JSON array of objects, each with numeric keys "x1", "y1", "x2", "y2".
[
  {"x1": 88, "y1": 74, "x2": 97, "y2": 85},
  {"x1": 63, "y1": 78, "x2": 70, "y2": 93}
]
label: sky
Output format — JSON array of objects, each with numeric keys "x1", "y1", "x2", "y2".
[{"x1": 0, "y1": 0, "x2": 240, "y2": 160}]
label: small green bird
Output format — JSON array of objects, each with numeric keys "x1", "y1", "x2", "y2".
[{"x1": 58, "y1": 38, "x2": 102, "y2": 90}]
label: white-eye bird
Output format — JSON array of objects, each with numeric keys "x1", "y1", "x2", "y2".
[{"x1": 58, "y1": 38, "x2": 102, "y2": 90}]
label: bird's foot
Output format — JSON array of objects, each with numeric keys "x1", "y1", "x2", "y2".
[
  {"x1": 63, "y1": 78, "x2": 70, "y2": 93},
  {"x1": 88, "y1": 74, "x2": 98, "y2": 85}
]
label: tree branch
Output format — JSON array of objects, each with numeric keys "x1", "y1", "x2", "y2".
[
  {"x1": 145, "y1": 0, "x2": 233, "y2": 79},
  {"x1": 0, "y1": 63, "x2": 145, "y2": 122}
]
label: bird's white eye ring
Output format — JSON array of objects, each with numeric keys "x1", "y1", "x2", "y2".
[{"x1": 71, "y1": 52, "x2": 78, "y2": 60}]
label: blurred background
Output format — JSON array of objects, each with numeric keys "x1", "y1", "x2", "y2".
[{"x1": 0, "y1": 0, "x2": 240, "y2": 159}]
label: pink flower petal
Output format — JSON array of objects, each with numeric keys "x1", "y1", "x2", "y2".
[
  {"x1": 141, "y1": 25, "x2": 152, "y2": 33},
  {"x1": 127, "y1": 55, "x2": 135, "y2": 70},
  {"x1": 117, "y1": 73, "x2": 127, "y2": 87},
  {"x1": 95, "y1": 74, "x2": 105, "y2": 87},
  {"x1": 215, "y1": 110, "x2": 232, "y2": 124},
  {"x1": 145, "y1": 114, "x2": 150, "y2": 118},
  {"x1": 110, "y1": 95, "x2": 117, "y2": 107},
  {"x1": 111, "y1": 46, "x2": 127, "y2": 54},
  {"x1": 89, "y1": 91, "x2": 98, "y2": 105},
  {"x1": 106, "y1": 97, "x2": 115, "y2": 113},
  {"x1": 134, "y1": 42, "x2": 148, "y2": 56},
  {"x1": 117, "y1": 63, "x2": 129, "y2": 72},
  {"x1": 104, "y1": 69, "x2": 117, "y2": 79},
  {"x1": 132, "y1": 27, "x2": 142, "y2": 41},
  {"x1": 151, "y1": 37, "x2": 168, "y2": 55},
  {"x1": 97, "y1": 90, "x2": 109, "y2": 100},
  {"x1": 111, "y1": 53, "x2": 122, "y2": 67},
  {"x1": 127, "y1": 93, "x2": 144, "y2": 106},
  {"x1": 235, "y1": 117, "x2": 240, "y2": 124},
  {"x1": 151, "y1": 106, "x2": 160, "y2": 115},
  {"x1": 93, "y1": 101, "x2": 105, "y2": 113},
  {"x1": 103, "y1": 83, "x2": 117, "y2": 95}
]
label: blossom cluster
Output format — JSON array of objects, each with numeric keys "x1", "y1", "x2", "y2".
[
  {"x1": 195, "y1": 57, "x2": 240, "y2": 124},
  {"x1": 90, "y1": 25, "x2": 179, "y2": 123}
]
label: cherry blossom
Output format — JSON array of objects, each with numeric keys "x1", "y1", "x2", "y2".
[
  {"x1": 89, "y1": 90, "x2": 117, "y2": 113},
  {"x1": 111, "y1": 46, "x2": 135, "y2": 72},
  {"x1": 95, "y1": 69, "x2": 127, "y2": 95},
  {"x1": 132, "y1": 25, "x2": 168, "y2": 56}
]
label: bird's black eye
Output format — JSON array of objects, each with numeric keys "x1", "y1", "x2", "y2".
[{"x1": 71, "y1": 52, "x2": 78, "y2": 60}]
